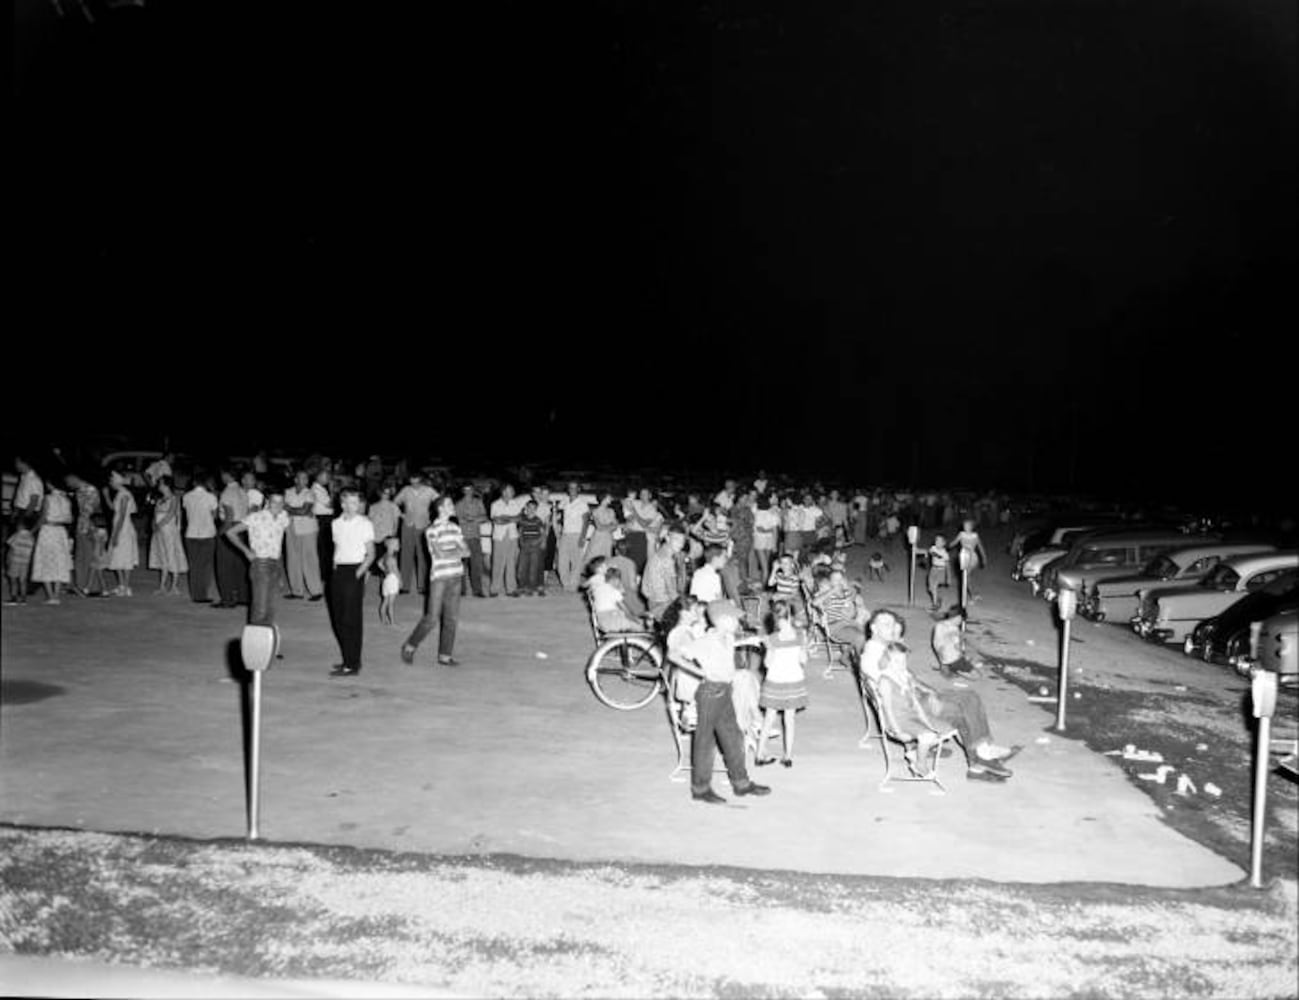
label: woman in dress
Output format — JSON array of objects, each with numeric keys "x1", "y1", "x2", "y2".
[
  {"x1": 106, "y1": 468, "x2": 139, "y2": 596},
  {"x1": 31, "y1": 477, "x2": 74, "y2": 604},
  {"x1": 148, "y1": 476, "x2": 189, "y2": 595},
  {"x1": 581, "y1": 492, "x2": 618, "y2": 569}
]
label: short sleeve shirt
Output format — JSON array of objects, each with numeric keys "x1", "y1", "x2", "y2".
[
  {"x1": 14, "y1": 470, "x2": 44, "y2": 513},
  {"x1": 331, "y1": 514, "x2": 375, "y2": 564},
  {"x1": 241, "y1": 509, "x2": 290, "y2": 559},
  {"x1": 182, "y1": 488, "x2": 219, "y2": 538}
]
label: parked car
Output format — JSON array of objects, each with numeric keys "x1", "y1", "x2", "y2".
[
  {"x1": 1133, "y1": 551, "x2": 1299, "y2": 644},
  {"x1": 1224, "y1": 610, "x2": 1299, "y2": 682},
  {"x1": 1039, "y1": 528, "x2": 1220, "y2": 602},
  {"x1": 1080, "y1": 543, "x2": 1275, "y2": 623},
  {"x1": 1184, "y1": 572, "x2": 1299, "y2": 666},
  {"x1": 1012, "y1": 525, "x2": 1110, "y2": 585}
]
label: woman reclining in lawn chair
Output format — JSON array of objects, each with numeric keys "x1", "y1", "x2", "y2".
[{"x1": 861, "y1": 610, "x2": 1020, "y2": 783}]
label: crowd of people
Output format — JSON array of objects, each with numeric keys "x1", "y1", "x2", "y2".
[{"x1": 5, "y1": 452, "x2": 1017, "y2": 800}]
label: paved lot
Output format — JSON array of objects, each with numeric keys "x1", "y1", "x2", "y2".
[{"x1": 0, "y1": 539, "x2": 1245, "y2": 887}]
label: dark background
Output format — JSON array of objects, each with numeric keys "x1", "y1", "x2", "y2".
[{"x1": 11, "y1": 0, "x2": 1297, "y2": 504}]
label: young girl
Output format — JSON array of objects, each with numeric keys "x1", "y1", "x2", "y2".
[
  {"x1": 756, "y1": 599, "x2": 809, "y2": 768},
  {"x1": 379, "y1": 537, "x2": 401, "y2": 624},
  {"x1": 148, "y1": 476, "x2": 189, "y2": 595},
  {"x1": 4, "y1": 514, "x2": 36, "y2": 606},
  {"x1": 664, "y1": 595, "x2": 707, "y2": 730},
  {"x1": 88, "y1": 518, "x2": 110, "y2": 597},
  {"x1": 105, "y1": 469, "x2": 139, "y2": 596}
]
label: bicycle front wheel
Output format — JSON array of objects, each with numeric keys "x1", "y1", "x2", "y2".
[{"x1": 587, "y1": 635, "x2": 664, "y2": 710}]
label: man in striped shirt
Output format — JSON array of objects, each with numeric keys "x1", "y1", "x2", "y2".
[
  {"x1": 812, "y1": 566, "x2": 868, "y2": 656},
  {"x1": 400, "y1": 496, "x2": 470, "y2": 667}
]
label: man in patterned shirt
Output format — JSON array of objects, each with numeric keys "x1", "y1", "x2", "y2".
[{"x1": 226, "y1": 490, "x2": 291, "y2": 626}]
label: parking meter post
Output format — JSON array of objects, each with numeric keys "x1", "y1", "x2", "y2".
[
  {"x1": 1249, "y1": 662, "x2": 1278, "y2": 889},
  {"x1": 1056, "y1": 588, "x2": 1077, "y2": 732},
  {"x1": 249, "y1": 670, "x2": 263, "y2": 841},
  {"x1": 958, "y1": 546, "x2": 972, "y2": 612},
  {"x1": 906, "y1": 526, "x2": 919, "y2": 607}
]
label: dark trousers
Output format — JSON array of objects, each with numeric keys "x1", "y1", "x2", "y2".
[
  {"x1": 400, "y1": 520, "x2": 429, "y2": 594},
  {"x1": 545, "y1": 528, "x2": 558, "y2": 575},
  {"x1": 215, "y1": 534, "x2": 248, "y2": 604},
  {"x1": 691, "y1": 681, "x2": 752, "y2": 795},
  {"x1": 462, "y1": 533, "x2": 486, "y2": 596},
  {"x1": 329, "y1": 563, "x2": 366, "y2": 670},
  {"x1": 315, "y1": 516, "x2": 334, "y2": 589},
  {"x1": 405, "y1": 576, "x2": 461, "y2": 658},
  {"x1": 185, "y1": 536, "x2": 216, "y2": 601},
  {"x1": 625, "y1": 532, "x2": 648, "y2": 574},
  {"x1": 74, "y1": 530, "x2": 96, "y2": 592},
  {"x1": 927, "y1": 689, "x2": 992, "y2": 755},
  {"x1": 249, "y1": 557, "x2": 280, "y2": 626},
  {"x1": 732, "y1": 542, "x2": 753, "y2": 584},
  {"x1": 517, "y1": 543, "x2": 544, "y2": 592}
]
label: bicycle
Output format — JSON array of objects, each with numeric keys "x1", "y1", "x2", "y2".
[{"x1": 585, "y1": 626, "x2": 667, "y2": 710}]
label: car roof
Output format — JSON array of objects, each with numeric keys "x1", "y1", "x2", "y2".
[
  {"x1": 1218, "y1": 551, "x2": 1299, "y2": 574},
  {"x1": 1166, "y1": 543, "x2": 1275, "y2": 564},
  {"x1": 1076, "y1": 530, "x2": 1217, "y2": 547}
]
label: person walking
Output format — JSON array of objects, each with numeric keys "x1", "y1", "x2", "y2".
[
  {"x1": 283, "y1": 469, "x2": 323, "y2": 601},
  {"x1": 226, "y1": 489, "x2": 291, "y2": 626},
  {"x1": 400, "y1": 495, "x2": 469, "y2": 667},
  {"x1": 148, "y1": 476, "x2": 188, "y2": 595},
  {"x1": 105, "y1": 469, "x2": 139, "y2": 596},
  {"x1": 327, "y1": 488, "x2": 376, "y2": 677},
  {"x1": 182, "y1": 474, "x2": 220, "y2": 603},
  {"x1": 394, "y1": 472, "x2": 437, "y2": 596}
]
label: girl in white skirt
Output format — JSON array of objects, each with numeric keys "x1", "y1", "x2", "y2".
[{"x1": 756, "y1": 599, "x2": 809, "y2": 768}]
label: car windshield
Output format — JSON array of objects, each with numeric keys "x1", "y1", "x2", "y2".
[
  {"x1": 1079, "y1": 546, "x2": 1125, "y2": 565},
  {"x1": 1200, "y1": 565, "x2": 1240, "y2": 591},
  {"x1": 1144, "y1": 555, "x2": 1179, "y2": 579}
]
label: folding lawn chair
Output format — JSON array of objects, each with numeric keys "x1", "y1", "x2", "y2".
[{"x1": 859, "y1": 672, "x2": 959, "y2": 795}]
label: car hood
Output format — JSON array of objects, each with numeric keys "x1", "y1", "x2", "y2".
[
  {"x1": 1022, "y1": 548, "x2": 1066, "y2": 570},
  {"x1": 1059, "y1": 565, "x2": 1140, "y2": 589}
]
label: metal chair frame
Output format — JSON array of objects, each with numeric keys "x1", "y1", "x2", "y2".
[{"x1": 858, "y1": 671, "x2": 959, "y2": 795}]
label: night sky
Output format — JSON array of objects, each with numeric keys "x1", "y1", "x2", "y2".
[{"x1": 11, "y1": 0, "x2": 1297, "y2": 505}]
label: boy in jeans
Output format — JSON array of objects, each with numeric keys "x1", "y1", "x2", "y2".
[{"x1": 516, "y1": 499, "x2": 548, "y2": 596}]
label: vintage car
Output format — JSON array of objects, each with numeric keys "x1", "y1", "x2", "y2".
[
  {"x1": 1132, "y1": 551, "x2": 1299, "y2": 644},
  {"x1": 1012, "y1": 525, "x2": 1112, "y2": 585},
  {"x1": 1224, "y1": 610, "x2": 1299, "y2": 682},
  {"x1": 1081, "y1": 543, "x2": 1276, "y2": 622},
  {"x1": 1039, "y1": 528, "x2": 1220, "y2": 602},
  {"x1": 1184, "y1": 571, "x2": 1298, "y2": 666}
]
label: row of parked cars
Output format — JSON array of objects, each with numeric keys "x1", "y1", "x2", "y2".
[{"x1": 1010, "y1": 519, "x2": 1298, "y2": 679}]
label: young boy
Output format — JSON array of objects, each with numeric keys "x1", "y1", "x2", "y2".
[
  {"x1": 932, "y1": 605, "x2": 980, "y2": 677},
  {"x1": 590, "y1": 565, "x2": 646, "y2": 633},
  {"x1": 867, "y1": 552, "x2": 890, "y2": 582},
  {"x1": 5, "y1": 514, "x2": 36, "y2": 605},
  {"x1": 689, "y1": 544, "x2": 727, "y2": 604},
  {"x1": 516, "y1": 499, "x2": 548, "y2": 596},
  {"x1": 926, "y1": 535, "x2": 950, "y2": 610}
]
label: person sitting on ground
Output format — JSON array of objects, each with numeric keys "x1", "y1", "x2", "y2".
[
  {"x1": 932, "y1": 604, "x2": 980, "y2": 677},
  {"x1": 867, "y1": 551, "x2": 890, "y2": 582},
  {"x1": 689, "y1": 544, "x2": 727, "y2": 604},
  {"x1": 862, "y1": 609, "x2": 1018, "y2": 782}
]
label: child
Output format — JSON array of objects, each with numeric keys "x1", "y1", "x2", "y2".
[
  {"x1": 932, "y1": 605, "x2": 980, "y2": 677},
  {"x1": 4, "y1": 514, "x2": 36, "y2": 606},
  {"x1": 589, "y1": 563, "x2": 646, "y2": 633},
  {"x1": 868, "y1": 551, "x2": 890, "y2": 582},
  {"x1": 665, "y1": 595, "x2": 708, "y2": 730},
  {"x1": 88, "y1": 520, "x2": 110, "y2": 597},
  {"x1": 516, "y1": 499, "x2": 548, "y2": 596},
  {"x1": 689, "y1": 544, "x2": 727, "y2": 604},
  {"x1": 926, "y1": 535, "x2": 950, "y2": 610},
  {"x1": 379, "y1": 537, "x2": 401, "y2": 625},
  {"x1": 756, "y1": 599, "x2": 809, "y2": 768},
  {"x1": 767, "y1": 552, "x2": 802, "y2": 620}
]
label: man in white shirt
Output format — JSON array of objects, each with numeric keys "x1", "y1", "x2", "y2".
[
  {"x1": 328, "y1": 488, "x2": 376, "y2": 677},
  {"x1": 226, "y1": 490, "x2": 291, "y2": 626},
  {"x1": 182, "y1": 474, "x2": 220, "y2": 603},
  {"x1": 554, "y1": 481, "x2": 597, "y2": 591},
  {"x1": 284, "y1": 470, "x2": 323, "y2": 601},
  {"x1": 690, "y1": 545, "x2": 728, "y2": 603},
  {"x1": 713, "y1": 480, "x2": 738, "y2": 512},
  {"x1": 489, "y1": 483, "x2": 529, "y2": 597},
  {"x1": 12, "y1": 457, "x2": 44, "y2": 521},
  {"x1": 394, "y1": 472, "x2": 438, "y2": 595}
]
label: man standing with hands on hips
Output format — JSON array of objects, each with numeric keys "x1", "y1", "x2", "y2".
[{"x1": 328, "y1": 488, "x2": 376, "y2": 678}]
